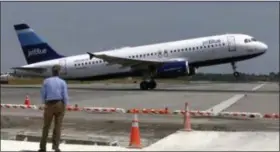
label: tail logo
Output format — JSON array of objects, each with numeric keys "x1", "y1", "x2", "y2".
[{"x1": 27, "y1": 48, "x2": 47, "y2": 57}]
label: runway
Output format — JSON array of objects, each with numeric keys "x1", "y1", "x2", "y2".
[
  {"x1": 1, "y1": 82, "x2": 279, "y2": 112},
  {"x1": 1, "y1": 82, "x2": 279, "y2": 147}
]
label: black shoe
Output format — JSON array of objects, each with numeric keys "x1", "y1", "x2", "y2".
[{"x1": 38, "y1": 149, "x2": 46, "y2": 152}]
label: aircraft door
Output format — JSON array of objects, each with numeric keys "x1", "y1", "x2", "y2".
[
  {"x1": 58, "y1": 59, "x2": 67, "y2": 75},
  {"x1": 163, "y1": 50, "x2": 168, "y2": 57},
  {"x1": 227, "y1": 36, "x2": 236, "y2": 52},
  {"x1": 158, "y1": 50, "x2": 169, "y2": 58}
]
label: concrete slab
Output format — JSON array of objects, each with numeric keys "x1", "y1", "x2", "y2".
[
  {"x1": 226, "y1": 94, "x2": 279, "y2": 114},
  {"x1": 1, "y1": 130, "x2": 279, "y2": 151},
  {"x1": 147, "y1": 130, "x2": 279, "y2": 151},
  {"x1": 1, "y1": 139, "x2": 132, "y2": 151}
]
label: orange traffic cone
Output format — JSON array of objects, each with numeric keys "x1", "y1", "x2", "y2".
[
  {"x1": 183, "y1": 102, "x2": 192, "y2": 131},
  {"x1": 24, "y1": 95, "x2": 31, "y2": 106},
  {"x1": 74, "y1": 104, "x2": 79, "y2": 111},
  {"x1": 128, "y1": 113, "x2": 142, "y2": 148}
]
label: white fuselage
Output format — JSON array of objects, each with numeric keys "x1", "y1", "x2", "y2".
[{"x1": 13, "y1": 33, "x2": 267, "y2": 80}]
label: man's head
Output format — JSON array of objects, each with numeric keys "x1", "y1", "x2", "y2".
[{"x1": 52, "y1": 64, "x2": 61, "y2": 76}]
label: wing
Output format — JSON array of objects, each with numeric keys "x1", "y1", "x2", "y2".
[
  {"x1": 11, "y1": 67, "x2": 47, "y2": 73},
  {"x1": 87, "y1": 52, "x2": 179, "y2": 69}
]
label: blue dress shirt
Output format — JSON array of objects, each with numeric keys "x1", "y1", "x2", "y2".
[{"x1": 41, "y1": 76, "x2": 69, "y2": 105}]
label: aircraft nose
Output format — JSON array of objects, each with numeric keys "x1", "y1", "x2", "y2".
[{"x1": 260, "y1": 42, "x2": 268, "y2": 52}]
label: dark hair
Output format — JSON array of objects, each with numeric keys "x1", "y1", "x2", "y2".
[{"x1": 52, "y1": 65, "x2": 61, "y2": 76}]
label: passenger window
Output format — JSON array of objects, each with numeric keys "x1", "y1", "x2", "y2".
[
  {"x1": 204, "y1": 46, "x2": 207, "y2": 48},
  {"x1": 200, "y1": 46, "x2": 203, "y2": 49},
  {"x1": 196, "y1": 47, "x2": 199, "y2": 50},
  {"x1": 185, "y1": 48, "x2": 188, "y2": 51},
  {"x1": 193, "y1": 47, "x2": 195, "y2": 50}
]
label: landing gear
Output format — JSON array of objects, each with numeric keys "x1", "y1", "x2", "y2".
[
  {"x1": 233, "y1": 71, "x2": 240, "y2": 78},
  {"x1": 231, "y1": 62, "x2": 240, "y2": 78},
  {"x1": 139, "y1": 67, "x2": 157, "y2": 90},
  {"x1": 140, "y1": 79, "x2": 157, "y2": 90}
]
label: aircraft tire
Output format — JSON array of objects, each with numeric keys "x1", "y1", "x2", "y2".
[
  {"x1": 148, "y1": 80, "x2": 157, "y2": 89},
  {"x1": 140, "y1": 81, "x2": 149, "y2": 90},
  {"x1": 233, "y1": 72, "x2": 240, "y2": 78}
]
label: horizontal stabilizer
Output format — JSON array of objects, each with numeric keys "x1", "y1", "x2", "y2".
[{"x1": 11, "y1": 67, "x2": 47, "y2": 73}]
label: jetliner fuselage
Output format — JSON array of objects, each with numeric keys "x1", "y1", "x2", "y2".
[
  {"x1": 11, "y1": 23, "x2": 267, "y2": 90},
  {"x1": 14, "y1": 33, "x2": 267, "y2": 80}
]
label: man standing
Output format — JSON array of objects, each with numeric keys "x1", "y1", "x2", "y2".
[{"x1": 39, "y1": 65, "x2": 69, "y2": 152}]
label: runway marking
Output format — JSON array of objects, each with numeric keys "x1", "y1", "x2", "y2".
[
  {"x1": 252, "y1": 83, "x2": 266, "y2": 91},
  {"x1": 205, "y1": 94, "x2": 245, "y2": 115}
]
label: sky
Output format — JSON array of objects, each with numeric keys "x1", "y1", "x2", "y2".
[{"x1": 1, "y1": 1, "x2": 279, "y2": 74}]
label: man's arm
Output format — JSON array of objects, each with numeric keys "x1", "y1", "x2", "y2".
[
  {"x1": 40, "y1": 80, "x2": 47, "y2": 104},
  {"x1": 62, "y1": 80, "x2": 69, "y2": 105}
]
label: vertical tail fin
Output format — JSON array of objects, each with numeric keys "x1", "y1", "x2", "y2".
[{"x1": 14, "y1": 23, "x2": 65, "y2": 64}]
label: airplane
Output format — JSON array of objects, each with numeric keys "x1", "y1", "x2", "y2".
[{"x1": 11, "y1": 23, "x2": 267, "y2": 90}]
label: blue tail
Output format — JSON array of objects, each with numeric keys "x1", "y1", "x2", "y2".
[{"x1": 14, "y1": 23, "x2": 65, "y2": 64}]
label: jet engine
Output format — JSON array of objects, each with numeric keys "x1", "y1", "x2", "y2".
[{"x1": 156, "y1": 61, "x2": 191, "y2": 78}]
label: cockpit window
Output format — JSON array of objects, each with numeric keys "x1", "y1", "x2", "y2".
[
  {"x1": 244, "y1": 39, "x2": 250, "y2": 43},
  {"x1": 251, "y1": 38, "x2": 257, "y2": 41}
]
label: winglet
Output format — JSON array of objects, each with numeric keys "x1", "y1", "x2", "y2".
[{"x1": 87, "y1": 52, "x2": 95, "y2": 59}]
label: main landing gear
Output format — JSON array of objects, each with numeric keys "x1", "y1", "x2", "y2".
[
  {"x1": 139, "y1": 67, "x2": 157, "y2": 90},
  {"x1": 140, "y1": 79, "x2": 157, "y2": 90},
  {"x1": 231, "y1": 62, "x2": 240, "y2": 78}
]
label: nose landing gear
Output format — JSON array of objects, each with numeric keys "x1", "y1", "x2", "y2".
[{"x1": 231, "y1": 62, "x2": 240, "y2": 78}]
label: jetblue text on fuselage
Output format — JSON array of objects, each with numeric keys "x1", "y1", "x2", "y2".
[
  {"x1": 28, "y1": 48, "x2": 47, "y2": 57},
  {"x1": 202, "y1": 39, "x2": 221, "y2": 45}
]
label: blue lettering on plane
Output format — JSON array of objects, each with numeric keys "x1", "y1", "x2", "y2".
[
  {"x1": 28, "y1": 48, "x2": 47, "y2": 57},
  {"x1": 202, "y1": 39, "x2": 221, "y2": 45}
]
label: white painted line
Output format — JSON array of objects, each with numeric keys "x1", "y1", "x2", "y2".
[
  {"x1": 205, "y1": 94, "x2": 245, "y2": 115},
  {"x1": 252, "y1": 83, "x2": 266, "y2": 91}
]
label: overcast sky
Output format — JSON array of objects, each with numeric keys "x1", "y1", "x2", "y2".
[{"x1": 1, "y1": 2, "x2": 279, "y2": 74}]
